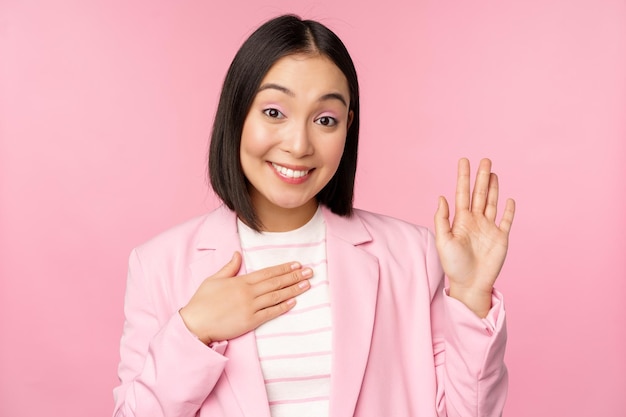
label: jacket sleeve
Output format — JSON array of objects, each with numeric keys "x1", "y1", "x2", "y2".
[
  {"x1": 112, "y1": 249, "x2": 229, "y2": 417},
  {"x1": 426, "y1": 231, "x2": 508, "y2": 417}
]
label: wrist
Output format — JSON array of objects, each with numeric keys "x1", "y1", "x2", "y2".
[
  {"x1": 179, "y1": 307, "x2": 213, "y2": 345},
  {"x1": 448, "y1": 284, "x2": 493, "y2": 318}
]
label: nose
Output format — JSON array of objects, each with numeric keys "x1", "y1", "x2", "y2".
[{"x1": 281, "y1": 121, "x2": 314, "y2": 158}]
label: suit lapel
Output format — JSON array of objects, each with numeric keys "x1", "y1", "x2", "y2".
[
  {"x1": 189, "y1": 205, "x2": 380, "y2": 417},
  {"x1": 323, "y1": 208, "x2": 380, "y2": 417},
  {"x1": 189, "y1": 206, "x2": 271, "y2": 417}
]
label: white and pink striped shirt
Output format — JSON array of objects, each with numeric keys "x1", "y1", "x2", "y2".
[{"x1": 238, "y1": 207, "x2": 331, "y2": 417}]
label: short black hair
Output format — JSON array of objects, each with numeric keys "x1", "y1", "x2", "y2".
[{"x1": 208, "y1": 14, "x2": 360, "y2": 231}]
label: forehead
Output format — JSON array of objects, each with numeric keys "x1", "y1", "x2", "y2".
[{"x1": 259, "y1": 53, "x2": 350, "y2": 96}]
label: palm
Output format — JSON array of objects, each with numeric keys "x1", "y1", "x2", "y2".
[{"x1": 435, "y1": 158, "x2": 515, "y2": 293}]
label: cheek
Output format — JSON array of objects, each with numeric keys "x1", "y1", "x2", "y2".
[
  {"x1": 331, "y1": 143, "x2": 346, "y2": 164},
  {"x1": 335, "y1": 130, "x2": 349, "y2": 157},
  {"x1": 324, "y1": 136, "x2": 347, "y2": 170},
  {"x1": 240, "y1": 119, "x2": 271, "y2": 157}
]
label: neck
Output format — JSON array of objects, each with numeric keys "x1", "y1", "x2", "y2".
[{"x1": 253, "y1": 199, "x2": 319, "y2": 232}]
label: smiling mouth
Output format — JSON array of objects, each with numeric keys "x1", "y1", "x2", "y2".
[{"x1": 271, "y1": 162, "x2": 312, "y2": 179}]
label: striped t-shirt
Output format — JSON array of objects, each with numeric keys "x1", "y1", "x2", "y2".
[{"x1": 237, "y1": 207, "x2": 332, "y2": 417}]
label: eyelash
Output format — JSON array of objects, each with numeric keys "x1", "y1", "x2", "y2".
[
  {"x1": 262, "y1": 108, "x2": 338, "y2": 127},
  {"x1": 315, "y1": 116, "x2": 338, "y2": 127},
  {"x1": 263, "y1": 108, "x2": 285, "y2": 119}
]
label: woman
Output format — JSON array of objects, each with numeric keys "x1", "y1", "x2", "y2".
[{"x1": 113, "y1": 14, "x2": 515, "y2": 417}]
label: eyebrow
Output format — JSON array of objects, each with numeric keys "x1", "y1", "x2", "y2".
[{"x1": 257, "y1": 83, "x2": 349, "y2": 108}]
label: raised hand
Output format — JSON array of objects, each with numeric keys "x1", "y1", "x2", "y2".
[
  {"x1": 179, "y1": 252, "x2": 312, "y2": 344},
  {"x1": 434, "y1": 158, "x2": 515, "y2": 317}
]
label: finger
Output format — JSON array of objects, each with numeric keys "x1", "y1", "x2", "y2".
[
  {"x1": 253, "y1": 276, "x2": 311, "y2": 310},
  {"x1": 434, "y1": 196, "x2": 452, "y2": 243},
  {"x1": 212, "y1": 251, "x2": 243, "y2": 279},
  {"x1": 470, "y1": 158, "x2": 493, "y2": 214},
  {"x1": 253, "y1": 297, "x2": 298, "y2": 327},
  {"x1": 455, "y1": 158, "x2": 471, "y2": 213},
  {"x1": 499, "y1": 198, "x2": 516, "y2": 234},
  {"x1": 484, "y1": 173, "x2": 499, "y2": 222},
  {"x1": 246, "y1": 260, "x2": 302, "y2": 285},
  {"x1": 252, "y1": 267, "x2": 313, "y2": 297}
]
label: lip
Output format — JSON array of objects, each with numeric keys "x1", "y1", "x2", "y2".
[{"x1": 268, "y1": 161, "x2": 314, "y2": 184}]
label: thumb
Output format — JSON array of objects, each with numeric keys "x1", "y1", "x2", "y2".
[
  {"x1": 434, "y1": 196, "x2": 452, "y2": 243},
  {"x1": 213, "y1": 251, "x2": 242, "y2": 278}
]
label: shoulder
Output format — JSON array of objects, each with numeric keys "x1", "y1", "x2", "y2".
[
  {"x1": 324, "y1": 206, "x2": 436, "y2": 259},
  {"x1": 132, "y1": 205, "x2": 235, "y2": 260},
  {"x1": 352, "y1": 208, "x2": 433, "y2": 245},
  {"x1": 348, "y1": 208, "x2": 443, "y2": 296}
]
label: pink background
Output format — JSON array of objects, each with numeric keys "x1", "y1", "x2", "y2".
[{"x1": 1, "y1": 0, "x2": 625, "y2": 416}]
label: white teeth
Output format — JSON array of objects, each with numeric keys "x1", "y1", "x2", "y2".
[{"x1": 272, "y1": 162, "x2": 310, "y2": 179}]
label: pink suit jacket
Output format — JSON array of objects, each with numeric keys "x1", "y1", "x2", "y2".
[{"x1": 113, "y1": 205, "x2": 507, "y2": 417}]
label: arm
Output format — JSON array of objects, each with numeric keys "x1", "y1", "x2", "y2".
[
  {"x1": 425, "y1": 231, "x2": 508, "y2": 417},
  {"x1": 113, "y1": 249, "x2": 312, "y2": 417},
  {"x1": 431, "y1": 158, "x2": 514, "y2": 416},
  {"x1": 112, "y1": 249, "x2": 229, "y2": 417}
]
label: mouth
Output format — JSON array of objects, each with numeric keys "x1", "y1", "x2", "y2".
[{"x1": 270, "y1": 162, "x2": 313, "y2": 179}]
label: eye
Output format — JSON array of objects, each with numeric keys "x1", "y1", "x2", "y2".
[
  {"x1": 263, "y1": 108, "x2": 284, "y2": 119},
  {"x1": 315, "y1": 116, "x2": 337, "y2": 127}
]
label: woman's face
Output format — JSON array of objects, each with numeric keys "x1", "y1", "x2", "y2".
[{"x1": 240, "y1": 53, "x2": 353, "y2": 231}]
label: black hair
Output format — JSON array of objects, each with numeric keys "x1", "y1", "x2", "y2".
[{"x1": 208, "y1": 14, "x2": 360, "y2": 231}]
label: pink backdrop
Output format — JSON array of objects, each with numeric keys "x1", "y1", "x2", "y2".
[{"x1": 1, "y1": 0, "x2": 625, "y2": 415}]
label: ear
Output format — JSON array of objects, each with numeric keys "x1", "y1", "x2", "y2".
[{"x1": 347, "y1": 110, "x2": 354, "y2": 130}]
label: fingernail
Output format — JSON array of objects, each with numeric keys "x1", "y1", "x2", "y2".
[
  {"x1": 290, "y1": 262, "x2": 301, "y2": 270},
  {"x1": 286, "y1": 298, "x2": 296, "y2": 306},
  {"x1": 301, "y1": 268, "x2": 313, "y2": 278}
]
